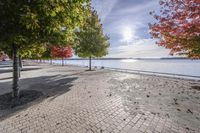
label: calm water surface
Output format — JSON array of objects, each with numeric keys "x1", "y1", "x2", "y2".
[{"x1": 47, "y1": 59, "x2": 200, "y2": 78}]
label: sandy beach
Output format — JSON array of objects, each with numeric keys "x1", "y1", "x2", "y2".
[{"x1": 0, "y1": 62, "x2": 200, "y2": 133}]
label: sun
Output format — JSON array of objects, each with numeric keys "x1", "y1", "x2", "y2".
[{"x1": 122, "y1": 26, "x2": 133, "y2": 42}]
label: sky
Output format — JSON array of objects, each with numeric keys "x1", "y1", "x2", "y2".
[{"x1": 91, "y1": 0, "x2": 173, "y2": 58}]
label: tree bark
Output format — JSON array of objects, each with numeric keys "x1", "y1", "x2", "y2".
[
  {"x1": 18, "y1": 56, "x2": 22, "y2": 78},
  {"x1": 19, "y1": 56, "x2": 22, "y2": 68},
  {"x1": 89, "y1": 56, "x2": 92, "y2": 71},
  {"x1": 62, "y1": 57, "x2": 64, "y2": 66},
  {"x1": 12, "y1": 44, "x2": 20, "y2": 98},
  {"x1": 50, "y1": 58, "x2": 52, "y2": 65}
]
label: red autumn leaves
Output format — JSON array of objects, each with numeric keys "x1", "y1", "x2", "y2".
[
  {"x1": 51, "y1": 46, "x2": 72, "y2": 59},
  {"x1": 150, "y1": 0, "x2": 200, "y2": 58}
]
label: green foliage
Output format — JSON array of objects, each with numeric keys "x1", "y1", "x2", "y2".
[
  {"x1": 41, "y1": 46, "x2": 52, "y2": 60},
  {"x1": 0, "y1": 0, "x2": 90, "y2": 56},
  {"x1": 73, "y1": 9, "x2": 110, "y2": 58},
  {"x1": 20, "y1": 44, "x2": 47, "y2": 59}
]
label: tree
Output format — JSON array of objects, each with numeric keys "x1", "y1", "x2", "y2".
[
  {"x1": 74, "y1": 10, "x2": 110, "y2": 70},
  {"x1": 0, "y1": 0, "x2": 90, "y2": 98},
  {"x1": 52, "y1": 46, "x2": 73, "y2": 66},
  {"x1": 149, "y1": 0, "x2": 200, "y2": 58},
  {"x1": 41, "y1": 46, "x2": 53, "y2": 64}
]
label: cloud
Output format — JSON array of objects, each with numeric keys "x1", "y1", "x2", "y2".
[
  {"x1": 92, "y1": 0, "x2": 118, "y2": 23},
  {"x1": 101, "y1": 1, "x2": 159, "y2": 40},
  {"x1": 107, "y1": 39, "x2": 171, "y2": 58},
  {"x1": 115, "y1": 0, "x2": 159, "y2": 15},
  {"x1": 91, "y1": 0, "x2": 171, "y2": 58}
]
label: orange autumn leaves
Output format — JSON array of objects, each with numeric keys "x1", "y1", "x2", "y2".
[{"x1": 150, "y1": 0, "x2": 200, "y2": 58}]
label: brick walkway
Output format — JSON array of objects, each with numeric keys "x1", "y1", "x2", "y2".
[{"x1": 0, "y1": 64, "x2": 199, "y2": 133}]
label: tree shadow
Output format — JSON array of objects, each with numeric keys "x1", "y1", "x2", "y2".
[
  {"x1": 85, "y1": 69, "x2": 96, "y2": 71},
  {"x1": 0, "y1": 67, "x2": 42, "y2": 74},
  {"x1": 0, "y1": 74, "x2": 77, "y2": 120},
  {"x1": 0, "y1": 77, "x2": 13, "y2": 80},
  {"x1": 0, "y1": 90, "x2": 43, "y2": 110},
  {"x1": 0, "y1": 65, "x2": 12, "y2": 68},
  {"x1": 191, "y1": 86, "x2": 200, "y2": 91}
]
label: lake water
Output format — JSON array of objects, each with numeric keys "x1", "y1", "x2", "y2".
[{"x1": 45, "y1": 59, "x2": 200, "y2": 79}]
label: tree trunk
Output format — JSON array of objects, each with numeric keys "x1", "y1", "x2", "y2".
[
  {"x1": 62, "y1": 57, "x2": 64, "y2": 66},
  {"x1": 18, "y1": 57, "x2": 21, "y2": 78},
  {"x1": 89, "y1": 56, "x2": 92, "y2": 71},
  {"x1": 12, "y1": 44, "x2": 20, "y2": 98},
  {"x1": 50, "y1": 58, "x2": 52, "y2": 65},
  {"x1": 18, "y1": 56, "x2": 22, "y2": 78},
  {"x1": 19, "y1": 56, "x2": 22, "y2": 68}
]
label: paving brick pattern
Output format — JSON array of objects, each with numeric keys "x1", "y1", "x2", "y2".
[{"x1": 0, "y1": 65, "x2": 199, "y2": 133}]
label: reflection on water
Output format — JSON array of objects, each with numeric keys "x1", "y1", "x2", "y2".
[{"x1": 121, "y1": 59, "x2": 138, "y2": 63}]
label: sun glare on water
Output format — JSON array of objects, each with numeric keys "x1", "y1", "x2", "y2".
[{"x1": 121, "y1": 59, "x2": 138, "y2": 63}]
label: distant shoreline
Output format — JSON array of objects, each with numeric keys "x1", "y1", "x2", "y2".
[{"x1": 63, "y1": 57, "x2": 195, "y2": 60}]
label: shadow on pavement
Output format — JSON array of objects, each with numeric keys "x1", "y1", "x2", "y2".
[
  {"x1": 191, "y1": 86, "x2": 200, "y2": 91},
  {"x1": 0, "y1": 74, "x2": 77, "y2": 121},
  {"x1": 0, "y1": 77, "x2": 13, "y2": 80},
  {"x1": 0, "y1": 67, "x2": 42, "y2": 74}
]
